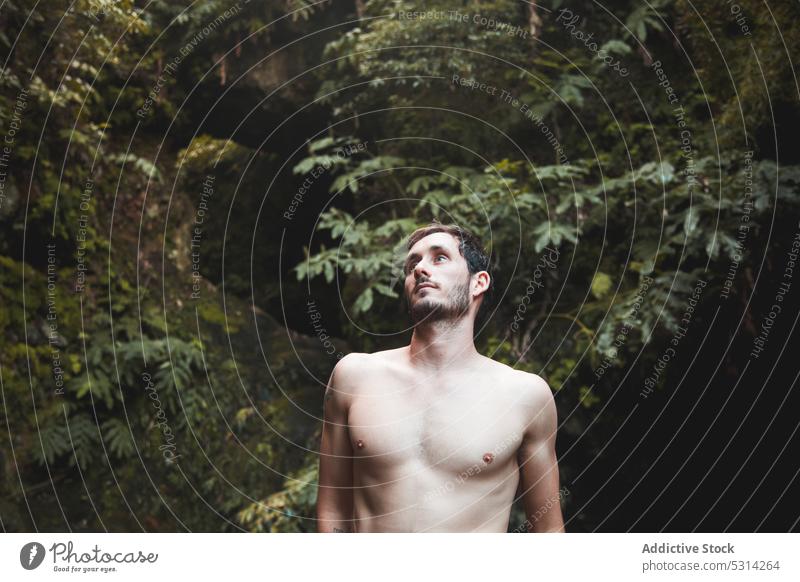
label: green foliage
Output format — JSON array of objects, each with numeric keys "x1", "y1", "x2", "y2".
[
  {"x1": 292, "y1": 0, "x2": 800, "y2": 421},
  {"x1": 625, "y1": 0, "x2": 669, "y2": 42},
  {"x1": 237, "y1": 457, "x2": 319, "y2": 532},
  {"x1": 2, "y1": 0, "x2": 798, "y2": 533}
]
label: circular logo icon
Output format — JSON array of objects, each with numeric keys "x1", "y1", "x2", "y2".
[{"x1": 20, "y1": 542, "x2": 46, "y2": 570}]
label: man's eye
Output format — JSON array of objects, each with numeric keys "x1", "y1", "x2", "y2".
[{"x1": 435, "y1": 255, "x2": 447, "y2": 262}]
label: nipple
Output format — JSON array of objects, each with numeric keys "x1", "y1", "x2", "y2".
[
  {"x1": 483, "y1": 452, "x2": 494, "y2": 464},
  {"x1": 356, "y1": 439, "x2": 365, "y2": 449}
]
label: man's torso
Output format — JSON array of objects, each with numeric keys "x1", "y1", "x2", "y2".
[{"x1": 343, "y1": 348, "x2": 537, "y2": 532}]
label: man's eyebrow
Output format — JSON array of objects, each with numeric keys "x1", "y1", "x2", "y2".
[{"x1": 404, "y1": 245, "x2": 450, "y2": 269}]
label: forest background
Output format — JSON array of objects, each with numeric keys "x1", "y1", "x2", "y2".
[{"x1": 1, "y1": 0, "x2": 799, "y2": 532}]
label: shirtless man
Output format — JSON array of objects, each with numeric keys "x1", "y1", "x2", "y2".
[{"x1": 316, "y1": 223, "x2": 564, "y2": 532}]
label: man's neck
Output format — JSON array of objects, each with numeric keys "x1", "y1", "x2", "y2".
[{"x1": 407, "y1": 316, "x2": 481, "y2": 372}]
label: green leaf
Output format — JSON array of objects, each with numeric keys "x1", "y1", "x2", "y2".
[
  {"x1": 599, "y1": 40, "x2": 631, "y2": 56},
  {"x1": 102, "y1": 418, "x2": 135, "y2": 459},
  {"x1": 591, "y1": 272, "x2": 613, "y2": 299},
  {"x1": 323, "y1": 261, "x2": 335, "y2": 283},
  {"x1": 683, "y1": 209, "x2": 699, "y2": 236},
  {"x1": 354, "y1": 288, "x2": 373, "y2": 313}
]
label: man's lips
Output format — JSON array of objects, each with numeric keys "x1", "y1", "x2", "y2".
[{"x1": 415, "y1": 283, "x2": 436, "y2": 292}]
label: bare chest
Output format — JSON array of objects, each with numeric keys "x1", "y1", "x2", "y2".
[{"x1": 347, "y1": 387, "x2": 524, "y2": 476}]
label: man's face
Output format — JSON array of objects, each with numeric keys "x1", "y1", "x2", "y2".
[{"x1": 403, "y1": 232, "x2": 473, "y2": 325}]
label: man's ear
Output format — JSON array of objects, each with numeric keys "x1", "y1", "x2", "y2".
[{"x1": 472, "y1": 271, "x2": 491, "y2": 298}]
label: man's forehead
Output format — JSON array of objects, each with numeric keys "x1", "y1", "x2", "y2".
[{"x1": 406, "y1": 232, "x2": 459, "y2": 257}]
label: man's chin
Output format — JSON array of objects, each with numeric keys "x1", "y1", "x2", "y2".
[
  {"x1": 410, "y1": 300, "x2": 470, "y2": 327},
  {"x1": 409, "y1": 299, "x2": 444, "y2": 324}
]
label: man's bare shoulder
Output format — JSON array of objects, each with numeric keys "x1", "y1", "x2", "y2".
[
  {"x1": 480, "y1": 356, "x2": 553, "y2": 405},
  {"x1": 508, "y1": 368, "x2": 557, "y2": 436},
  {"x1": 477, "y1": 355, "x2": 544, "y2": 383},
  {"x1": 331, "y1": 352, "x2": 367, "y2": 385},
  {"x1": 331, "y1": 349, "x2": 404, "y2": 391},
  {"x1": 516, "y1": 370, "x2": 553, "y2": 402},
  {"x1": 368, "y1": 346, "x2": 409, "y2": 361},
  {"x1": 335, "y1": 347, "x2": 404, "y2": 371}
]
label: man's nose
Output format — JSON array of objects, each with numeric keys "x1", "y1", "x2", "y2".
[{"x1": 413, "y1": 260, "x2": 431, "y2": 278}]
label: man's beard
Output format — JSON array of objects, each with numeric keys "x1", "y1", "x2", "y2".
[{"x1": 407, "y1": 277, "x2": 471, "y2": 326}]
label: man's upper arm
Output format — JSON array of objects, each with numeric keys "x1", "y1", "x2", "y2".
[
  {"x1": 316, "y1": 355, "x2": 357, "y2": 532},
  {"x1": 517, "y1": 374, "x2": 564, "y2": 532}
]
